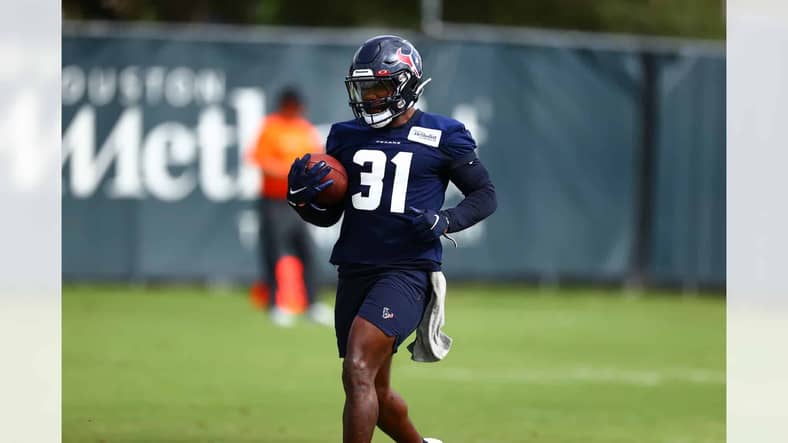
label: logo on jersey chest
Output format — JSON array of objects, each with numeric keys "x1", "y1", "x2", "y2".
[{"x1": 407, "y1": 126, "x2": 442, "y2": 148}]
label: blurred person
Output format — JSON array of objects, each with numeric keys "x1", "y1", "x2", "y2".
[
  {"x1": 286, "y1": 36, "x2": 496, "y2": 443},
  {"x1": 247, "y1": 87, "x2": 333, "y2": 327}
]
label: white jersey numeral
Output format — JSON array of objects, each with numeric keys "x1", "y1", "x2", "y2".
[
  {"x1": 351, "y1": 149, "x2": 414, "y2": 213},
  {"x1": 389, "y1": 151, "x2": 413, "y2": 213},
  {"x1": 352, "y1": 149, "x2": 387, "y2": 211}
]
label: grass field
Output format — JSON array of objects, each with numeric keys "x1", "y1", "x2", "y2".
[{"x1": 63, "y1": 285, "x2": 724, "y2": 443}]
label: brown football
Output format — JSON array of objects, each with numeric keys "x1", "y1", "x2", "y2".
[{"x1": 306, "y1": 153, "x2": 348, "y2": 206}]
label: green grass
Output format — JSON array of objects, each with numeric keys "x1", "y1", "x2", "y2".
[{"x1": 63, "y1": 285, "x2": 724, "y2": 443}]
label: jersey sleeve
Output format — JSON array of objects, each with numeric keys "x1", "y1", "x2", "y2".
[
  {"x1": 440, "y1": 124, "x2": 478, "y2": 168},
  {"x1": 325, "y1": 124, "x2": 340, "y2": 156}
]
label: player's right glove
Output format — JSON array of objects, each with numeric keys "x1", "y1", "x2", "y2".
[{"x1": 287, "y1": 153, "x2": 334, "y2": 207}]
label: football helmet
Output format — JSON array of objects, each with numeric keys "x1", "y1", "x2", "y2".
[{"x1": 345, "y1": 35, "x2": 431, "y2": 128}]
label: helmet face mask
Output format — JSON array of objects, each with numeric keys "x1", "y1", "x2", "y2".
[
  {"x1": 345, "y1": 36, "x2": 430, "y2": 128},
  {"x1": 345, "y1": 74, "x2": 409, "y2": 128},
  {"x1": 347, "y1": 79, "x2": 395, "y2": 103},
  {"x1": 346, "y1": 78, "x2": 396, "y2": 113}
]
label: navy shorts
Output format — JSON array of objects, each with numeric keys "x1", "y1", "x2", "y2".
[{"x1": 335, "y1": 269, "x2": 431, "y2": 358}]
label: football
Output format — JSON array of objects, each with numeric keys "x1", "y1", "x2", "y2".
[{"x1": 307, "y1": 153, "x2": 348, "y2": 206}]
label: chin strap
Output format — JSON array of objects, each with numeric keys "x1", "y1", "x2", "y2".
[
  {"x1": 369, "y1": 118, "x2": 392, "y2": 128},
  {"x1": 364, "y1": 108, "x2": 394, "y2": 128}
]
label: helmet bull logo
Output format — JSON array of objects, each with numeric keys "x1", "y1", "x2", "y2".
[{"x1": 395, "y1": 48, "x2": 421, "y2": 78}]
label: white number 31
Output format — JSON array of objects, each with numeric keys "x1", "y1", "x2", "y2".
[{"x1": 351, "y1": 149, "x2": 413, "y2": 213}]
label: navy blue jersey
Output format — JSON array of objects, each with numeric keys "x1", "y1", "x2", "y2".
[{"x1": 326, "y1": 110, "x2": 477, "y2": 269}]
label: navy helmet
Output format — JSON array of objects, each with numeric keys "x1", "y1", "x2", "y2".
[{"x1": 345, "y1": 35, "x2": 431, "y2": 128}]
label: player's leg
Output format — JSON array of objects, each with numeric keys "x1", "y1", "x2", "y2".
[
  {"x1": 342, "y1": 316, "x2": 397, "y2": 443},
  {"x1": 343, "y1": 269, "x2": 431, "y2": 443},
  {"x1": 374, "y1": 353, "x2": 422, "y2": 443}
]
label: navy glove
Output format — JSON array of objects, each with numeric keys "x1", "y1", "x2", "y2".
[
  {"x1": 409, "y1": 206, "x2": 450, "y2": 243},
  {"x1": 287, "y1": 153, "x2": 334, "y2": 207}
]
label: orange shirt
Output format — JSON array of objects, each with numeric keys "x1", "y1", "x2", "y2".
[{"x1": 247, "y1": 113, "x2": 323, "y2": 199}]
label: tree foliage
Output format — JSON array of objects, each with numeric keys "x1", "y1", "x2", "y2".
[{"x1": 62, "y1": 0, "x2": 724, "y2": 39}]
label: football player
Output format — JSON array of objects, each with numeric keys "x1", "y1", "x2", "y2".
[{"x1": 287, "y1": 35, "x2": 497, "y2": 443}]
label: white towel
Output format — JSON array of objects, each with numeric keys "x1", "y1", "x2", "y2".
[{"x1": 407, "y1": 271, "x2": 452, "y2": 362}]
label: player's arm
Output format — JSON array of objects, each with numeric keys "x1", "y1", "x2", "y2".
[
  {"x1": 443, "y1": 153, "x2": 497, "y2": 233},
  {"x1": 410, "y1": 125, "x2": 496, "y2": 241},
  {"x1": 292, "y1": 202, "x2": 343, "y2": 227},
  {"x1": 409, "y1": 154, "x2": 496, "y2": 242},
  {"x1": 440, "y1": 124, "x2": 497, "y2": 233},
  {"x1": 287, "y1": 154, "x2": 344, "y2": 227}
]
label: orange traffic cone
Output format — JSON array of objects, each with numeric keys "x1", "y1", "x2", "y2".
[{"x1": 274, "y1": 255, "x2": 308, "y2": 314}]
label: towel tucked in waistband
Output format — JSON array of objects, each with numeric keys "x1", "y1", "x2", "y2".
[{"x1": 407, "y1": 271, "x2": 452, "y2": 362}]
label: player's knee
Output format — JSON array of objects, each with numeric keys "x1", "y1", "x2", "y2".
[
  {"x1": 342, "y1": 357, "x2": 374, "y2": 393},
  {"x1": 376, "y1": 387, "x2": 407, "y2": 416},
  {"x1": 374, "y1": 383, "x2": 389, "y2": 401},
  {"x1": 374, "y1": 375, "x2": 394, "y2": 399}
]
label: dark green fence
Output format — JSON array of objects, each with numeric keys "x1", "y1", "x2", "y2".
[{"x1": 62, "y1": 24, "x2": 725, "y2": 288}]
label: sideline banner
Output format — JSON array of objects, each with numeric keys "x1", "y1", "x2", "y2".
[{"x1": 62, "y1": 30, "x2": 725, "y2": 287}]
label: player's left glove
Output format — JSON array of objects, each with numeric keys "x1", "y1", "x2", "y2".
[{"x1": 409, "y1": 206, "x2": 450, "y2": 243}]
